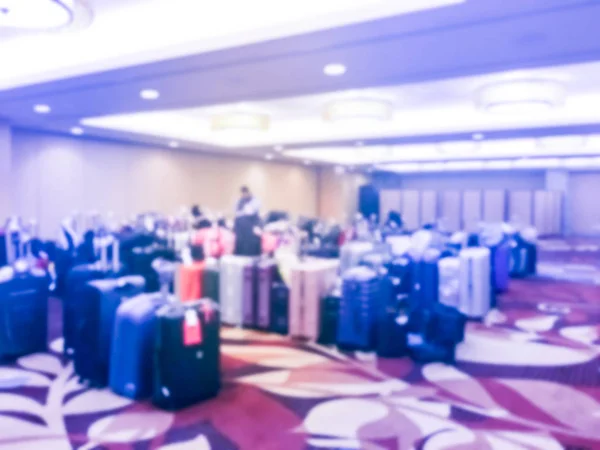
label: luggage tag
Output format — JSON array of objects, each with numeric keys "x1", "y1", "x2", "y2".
[{"x1": 183, "y1": 309, "x2": 203, "y2": 346}]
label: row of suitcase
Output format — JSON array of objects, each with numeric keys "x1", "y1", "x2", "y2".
[{"x1": 68, "y1": 274, "x2": 220, "y2": 410}]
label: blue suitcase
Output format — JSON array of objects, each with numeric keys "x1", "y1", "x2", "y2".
[
  {"x1": 376, "y1": 289, "x2": 409, "y2": 358},
  {"x1": 388, "y1": 256, "x2": 413, "y2": 295},
  {"x1": 0, "y1": 265, "x2": 49, "y2": 359},
  {"x1": 73, "y1": 276, "x2": 145, "y2": 386},
  {"x1": 411, "y1": 249, "x2": 440, "y2": 306},
  {"x1": 270, "y1": 283, "x2": 289, "y2": 335},
  {"x1": 427, "y1": 303, "x2": 466, "y2": 346},
  {"x1": 63, "y1": 263, "x2": 123, "y2": 356},
  {"x1": 109, "y1": 293, "x2": 169, "y2": 399},
  {"x1": 337, "y1": 267, "x2": 380, "y2": 351},
  {"x1": 153, "y1": 300, "x2": 220, "y2": 410}
]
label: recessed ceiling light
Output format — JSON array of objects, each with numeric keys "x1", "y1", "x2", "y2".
[
  {"x1": 140, "y1": 89, "x2": 160, "y2": 100},
  {"x1": 168, "y1": 141, "x2": 179, "y2": 148},
  {"x1": 70, "y1": 127, "x2": 84, "y2": 136},
  {"x1": 303, "y1": 160, "x2": 312, "y2": 165},
  {"x1": 33, "y1": 104, "x2": 51, "y2": 114},
  {"x1": 274, "y1": 145, "x2": 284, "y2": 152},
  {"x1": 472, "y1": 133, "x2": 484, "y2": 141},
  {"x1": 356, "y1": 141, "x2": 364, "y2": 147},
  {"x1": 324, "y1": 63, "x2": 346, "y2": 77},
  {"x1": 265, "y1": 153, "x2": 274, "y2": 160}
]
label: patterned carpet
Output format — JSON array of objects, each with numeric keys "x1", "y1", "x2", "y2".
[{"x1": 0, "y1": 277, "x2": 599, "y2": 449}]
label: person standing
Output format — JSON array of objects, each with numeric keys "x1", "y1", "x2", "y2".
[{"x1": 234, "y1": 186, "x2": 262, "y2": 256}]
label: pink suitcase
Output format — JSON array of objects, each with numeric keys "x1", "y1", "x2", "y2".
[{"x1": 289, "y1": 259, "x2": 339, "y2": 340}]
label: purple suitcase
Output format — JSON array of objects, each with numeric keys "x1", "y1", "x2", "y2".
[
  {"x1": 492, "y1": 243, "x2": 510, "y2": 292},
  {"x1": 242, "y1": 261, "x2": 257, "y2": 327},
  {"x1": 257, "y1": 260, "x2": 276, "y2": 329}
]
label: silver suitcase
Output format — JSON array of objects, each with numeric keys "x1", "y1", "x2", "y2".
[
  {"x1": 340, "y1": 242, "x2": 373, "y2": 274},
  {"x1": 438, "y1": 257, "x2": 460, "y2": 309},
  {"x1": 219, "y1": 255, "x2": 255, "y2": 326},
  {"x1": 289, "y1": 259, "x2": 339, "y2": 340},
  {"x1": 458, "y1": 247, "x2": 491, "y2": 319}
]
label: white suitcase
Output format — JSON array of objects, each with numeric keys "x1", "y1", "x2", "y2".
[
  {"x1": 438, "y1": 257, "x2": 460, "y2": 309},
  {"x1": 385, "y1": 235, "x2": 412, "y2": 256},
  {"x1": 289, "y1": 259, "x2": 339, "y2": 340},
  {"x1": 458, "y1": 247, "x2": 491, "y2": 319},
  {"x1": 219, "y1": 255, "x2": 255, "y2": 326}
]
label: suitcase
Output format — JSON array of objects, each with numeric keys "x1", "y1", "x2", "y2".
[
  {"x1": 337, "y1": 267, "x2": 380, "y2": 351},
  {"x1": 256, "y1": 259, "x2": 276, "y2": 330},
  {"x1": 73, "y1": 276, "x2": 145, "y2": 386},
  {"x1": 438, "y1": 257, "x2": 460, "y2": 309},
  {"x1": 270, "y1": 282, "x2": 289, "y2": 335},
  {"x1": 109, "y1": 292, "x2": 170, "y2": 399},
  {"x1": 63, "y1": 262, "x2": 123, "y2": 356},
  {"x1": 376, "y1": 284, "x2": 409, "y2": 358},
  {"x1": 408, "y1": 338, "x2": 455, "y2": 363},
  {"x1": 340, "y1": 242, "x2": 374, "y2": 274},
  {"x1": 458, "y1": 247, "x2": 491, "y2": 319},
  {"x1": 179, "y1": 262, "x2": 205, "y2": 303},
  {"x1": 412, "y1": 249, "x2": 440, "y2": 307},
  {"x1": 219, "y1": 255, "x2": 256, "y2": 326},
  {"x1": 130, "y1": 245, "x2": 176, "y2": 293},
  {"x1": 427, "y1": 303, "x2": 466, "y2": 346},
  {"x1": 0, "y1": 265, "x2": 49, "y2": 359},
  {"x1": 202, "y1": 259, "x2": 220, "y2": 303},
  {"x1": 289, "y1": 259, "x2": 339, "y2": 340},
  {"x1": 490, "y1": 243, "x2": 510, "y2": 293},
  {"x1": 317, "y1": 290, "x2": 341, "y2": 346},
  {"x1": 153, "y1": 299, "x2": 220, "y2": 410},
  {"x1": 388, "y1": 256, "x2": 413, "y2": 295}
]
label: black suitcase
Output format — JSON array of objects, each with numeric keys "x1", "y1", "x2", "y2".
[
  {"x1": 0, "y1": 265, "x2": 49, "y2": 359},
  {"x1": 63, "y1": 263, "x2": 123, "y2": 356},
  {"x1": 408, "y1": 340, "x2": 455, "y2": 363},
  {"x1": 376, "y1": 287, "x2": 409, "y2": 358},
  {"x1": 130, "y1": 245, "x2": 177, "y2": 293},
  {"x1": 153, "y1": 300, "x2": 220, "y2": 410},
  {"x1": 270, "y1": 283, "x2": 289, "y2": 335},
  {"x1": 202, "y1": 262, "x2": 220, "y2": 303},
  {"x1": 389, "y1": 256, "x2": 413, "y2": 295},
  {"x1": 427, "y1": 303, "x2": 466, "y2": 346},
  {"x1": 318, "y1": 291, "x2": 341, "y2": 345},
  {"x1": 73, "y1": 276, "x2": 145, "y2": 386}
]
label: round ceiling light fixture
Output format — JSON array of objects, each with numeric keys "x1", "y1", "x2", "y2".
[
  {"x1": 33, "y1": 104, "x2": 51, "y2": 114},
  {"x1": 70, "y1": 126, "x2": 83, "y2": 135},
  {"x1": 476, "y1": 79, "x2": 566, "y2": 115},
  {"x1": 0, "y1": 0, "x2": 81, "y2": 30},
  {"x1": 140, "y1": 89, "x2": 160, "y2": 101},
  {"x1": 324, "y1": 98, "x2": 393, "y2": 123},
  {"x1": 211, "y1": 112, "x2": 270, "y2": 132},
  {"x1": 323, "y1": 63, "x2": 346, "y2": 77}
]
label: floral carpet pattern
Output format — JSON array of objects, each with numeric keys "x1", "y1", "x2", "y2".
[{"x1": 0, "y1": 277, "x2": 600, "y2": 449}]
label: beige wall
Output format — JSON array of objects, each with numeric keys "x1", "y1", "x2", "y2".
[
  {"x1": 11, "y1": 131, "x2": 320, "y2": 238},
  {"x1": 317, "y1": 167, "x2": 369, "y2": 224},
  {"x1": 570, "y1": 172, "x2": 600, "y2": 236}
]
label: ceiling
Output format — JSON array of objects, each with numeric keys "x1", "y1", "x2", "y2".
[{"x1": 2, "y1": 0, "x2": 600, "y2": 168}]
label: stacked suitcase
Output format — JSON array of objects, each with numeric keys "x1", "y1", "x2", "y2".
[
  {"x1": 337, "y1": 266, "x2": 381, "y2": 351},
  {"x1": 219, "y1": 255, "x2": 257, "y2": 327}
]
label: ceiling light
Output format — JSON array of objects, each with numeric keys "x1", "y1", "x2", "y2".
[
  {"x1": 477, "y1": 80, "x2": 566, "y2": 115},
  {"x1": 140, "y1": 89, "x2": 160, "y2": 100},
  {"x1": 0, "y1": 0, "x2": 75, "y2": 30},
  {"x1": 537, "y1": 135, "x2": 587, "y2": 150},
  {"x1": 168, "y1": 141, "x2": 179, "y2": 148},
  {"x1": 265, "y1": 153, "x2": 274, "y2": 160},
  {"x1": 303, "y1": 160, "x2": 312, "y2": 165},
  {"x1": 70, "y1": 126, "x2": 84, "y2": 136},
  {"x1": 274, "y1": 145, "x2": 284, "y2": 152},
  {"x1": 485, "y1": 160, "x2": 514, "y2": 170},
  {"x1": 324, "y1": 98, "x2": 393, "y2": 123},
  {"x1": 211, "y1": 112, "x2": 270, "y2": 132},
  {"x1": 356, "y1": 141, "x2": 364, "y2": 147},
  {"x1": 323, "y1": 63, "x2": 346, "y2": 77},
  {"x1": 33, "y1": 104, "x2": 51, "y2": 114},
  {"x1": 437, "y1": 141, "x2": 479, "y2": 154},
  {"x1": 377, "y1": 163, "x2": 421, "y2": 173},
  {"x1": 472, "y1": 133, "x2": 485, "y2": 141},
  {"x1": 334, "y1": 166, "x2": 346, "y2": 175},
  {"x1": 445, "y1": 160, "x2": 484, "y2": 171}
]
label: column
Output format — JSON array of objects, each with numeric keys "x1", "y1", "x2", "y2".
[
  {"x1": 545, "y1": 169, "x2": 570, "y2": 236},
  {"x1": 0, "y1": 123, "x2": 11, "y2": 219}
]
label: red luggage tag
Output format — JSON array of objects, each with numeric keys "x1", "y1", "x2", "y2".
[{"x1": 183, "y1": 309, "x2": 203, "y2": 346}]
